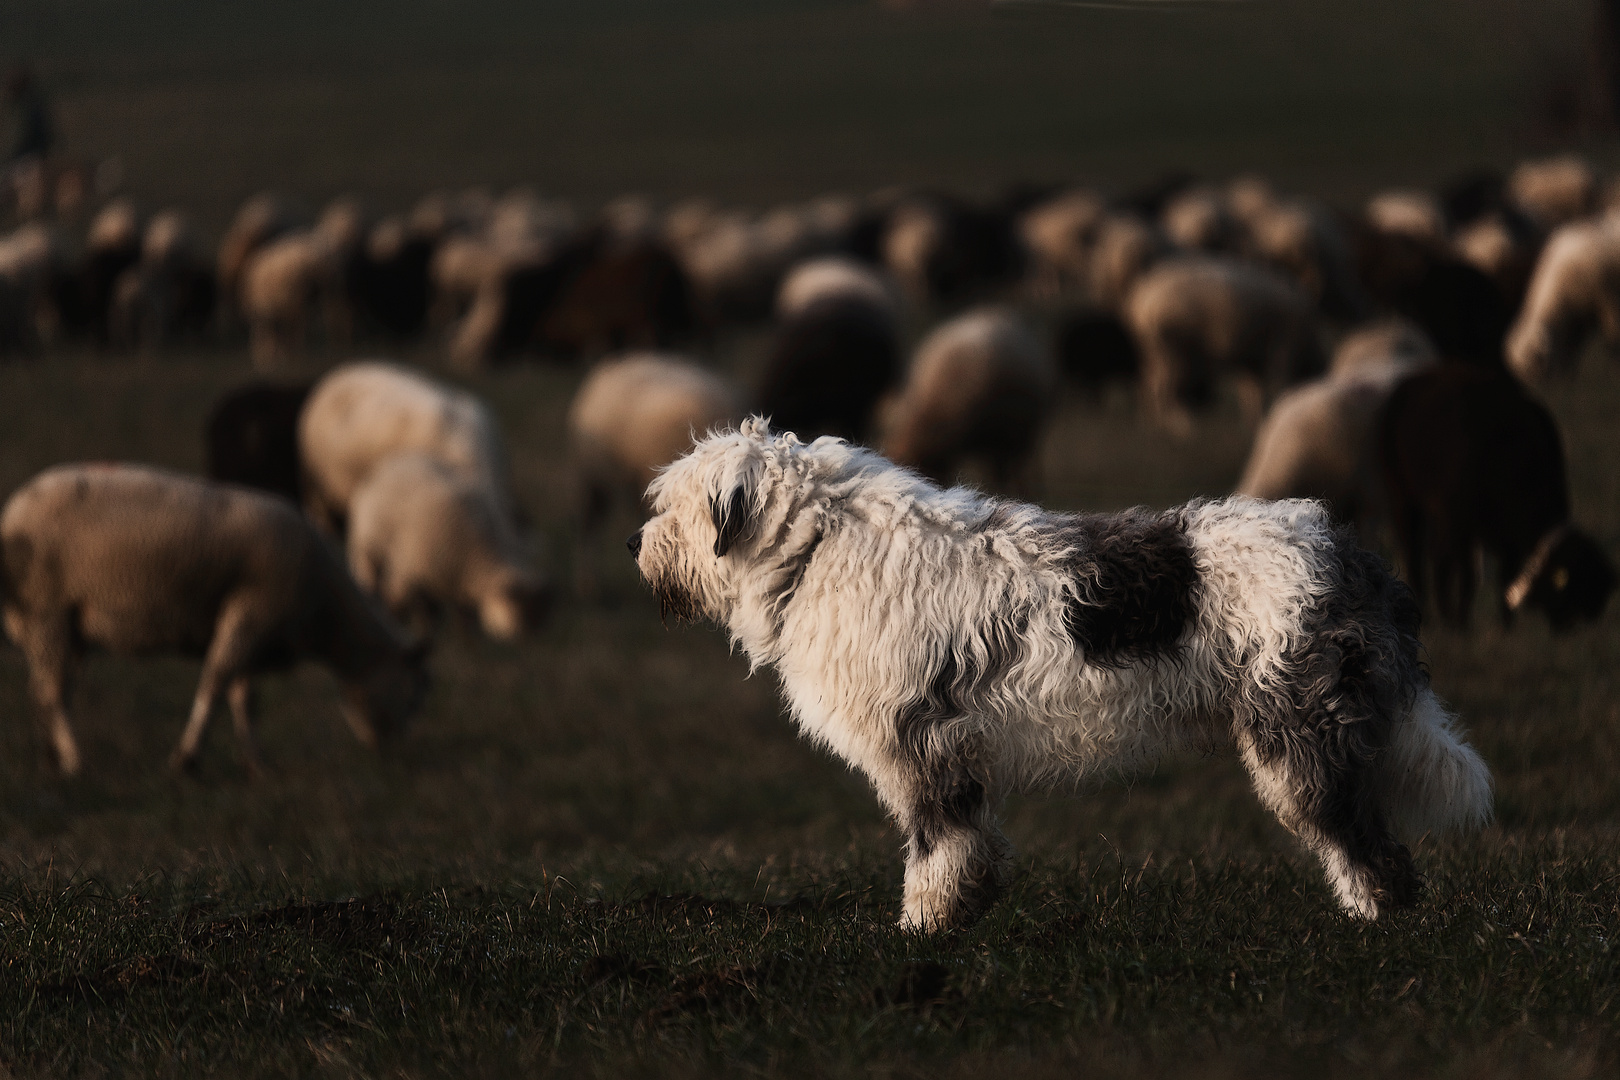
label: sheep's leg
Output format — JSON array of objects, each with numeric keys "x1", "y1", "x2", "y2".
[
  {"x1": 227, "y1": 677, "x2": 264, "y2": 778},
  {"x1": 170, "y1": 602, "x2": 263, "y2": 773},
  {"x1": 14, "y1": 610, "x2": 82, "y2": 776}
]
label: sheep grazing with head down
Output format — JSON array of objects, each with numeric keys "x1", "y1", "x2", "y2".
[
  {"x1": 0, "y1": 463, "x2": 429, "y2": 776},
  {"x1": 629, "y1": 418, "x2": 1492, "y2": 931},
  {"x1": 758, "y1": 260, "x2": 903, "y2": 442},
  {"x1": 1381, "y1": 364, "x2": 1615, "y2": 630},
  {"x1": 1505, "y1": 216, "x2": 1620, "y2": 382},
  {"x1": 567, "y1": 351, "x2": 743, "y2": 593},
  {"x1": 1508, "y1": 155, "x2": 1598, "y2": 232},
  {"x1": 1124, "y1": 255, "x2": 1324, "y2": 435},
  {"x1": 347, "y1": 453, "x2": 549, "y2": 640},
  {"x1": 299, "y1": 361, "x2": 549, "y2": 639},
  {"x1": 1236, "y1": 320, "x2": 1437, "y2": 529},
  {"x1": 880, "y1": 307, "x2": 1056, "y2": 492}
]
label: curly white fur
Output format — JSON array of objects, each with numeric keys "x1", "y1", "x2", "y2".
[{"x1": 634, "y1": 419, "x2": 1492, "y2": 931}]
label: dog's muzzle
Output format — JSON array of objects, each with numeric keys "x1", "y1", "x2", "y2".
[{"x1": 627, "y1": 528, "x2": 644, "y2": 561}]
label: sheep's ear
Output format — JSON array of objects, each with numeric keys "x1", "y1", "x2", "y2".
[{"x1": 710, "y1": 485, "x2": 753, "y2": 557}]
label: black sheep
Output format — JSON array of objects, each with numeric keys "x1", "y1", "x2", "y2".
[
  {"x1": 204, "y1": 381, "x2": 313, "y2": 505},
  {"x1": 1380, "y1": 363, "x2": 1614, "y2": 630},
  {"x1": 758, "y1": 295, "x2": 901, "y2": 442}
]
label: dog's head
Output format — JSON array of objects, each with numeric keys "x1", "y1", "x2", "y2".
[{"x1": 629, "y1": 416, "x2": 782, "y2": 626}]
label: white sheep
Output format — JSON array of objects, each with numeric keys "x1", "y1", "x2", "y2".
[
  {"x1": 1236, "y1": 319, "x2": 1436, "y2": 528},
  {"x1": 1366, "y1": 190, "x2": 1448, "y2": 244},
  {"x1": 1505, "y1": 216, "x2": 1620, "y2": 381},
  {"x1": 0, "y1": 463, "x2": 429, "y2": 776},
  {"x1": 347, "y1": 453, "x2": 548, "y2": 641},
  {"x1": 567, "y1": 351, "x2": 743, "y2": 593},
  {"x1": 879, "y1": 306, "x2": 1056, "y2": 492},
  {"x1": 298, "y1": 360, "x2": 515, "y2": 533},
  {"x1": 1124, "y1": 254, "x2": 1322, "y2": 436},
  {"x1": 239, "y1": 229, "x2": 338, "y2": 368}
]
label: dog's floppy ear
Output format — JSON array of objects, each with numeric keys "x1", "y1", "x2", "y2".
[{"x1": 710, "y1": 484, "x2": 754, "y2": 557}]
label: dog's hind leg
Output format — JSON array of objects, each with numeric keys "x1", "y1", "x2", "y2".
[{"x1": 1238, "y1": 735, "x2": 1419, "y2": 920}]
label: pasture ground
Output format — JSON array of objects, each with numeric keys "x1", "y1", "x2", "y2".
[
  {"x1": 0, "y1": 345, "x2": 1617, "y2": 1077},
  {"x1": 5, "y1": 1, "x2": 1620, "y2": 1075}
]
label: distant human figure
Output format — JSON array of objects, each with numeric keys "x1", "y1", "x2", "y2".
[{"x1": 5, "y1": 67, "x2": 54, "y2": 164}]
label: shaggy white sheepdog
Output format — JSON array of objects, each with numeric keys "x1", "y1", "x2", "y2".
[{"x1": 630, "y1": 419, "x2": 1493, "y2": 932}]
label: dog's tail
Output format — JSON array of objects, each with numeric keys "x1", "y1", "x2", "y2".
[{"x1": 1376, "y1": 688, "x2": 1494, "y2": 842}]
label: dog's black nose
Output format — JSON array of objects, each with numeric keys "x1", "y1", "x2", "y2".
[{"x1": 627, "y1": 528, "x2": 643, "y2": 560}]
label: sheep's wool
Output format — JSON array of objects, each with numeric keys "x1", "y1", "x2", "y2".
[{"x1": 635, "y1": 419, "x2": 1493, "y2": 931}]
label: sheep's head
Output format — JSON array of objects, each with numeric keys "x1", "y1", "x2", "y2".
[
  {"x1": 343, "y1": 639, "x2": 431, "y2": 748},
  {"x1": 1510, "y1": 527, "x2": 1617, "y2": 632},
  {"x1": 479, "y1": 570, "x2": 554, "y2": 641}
]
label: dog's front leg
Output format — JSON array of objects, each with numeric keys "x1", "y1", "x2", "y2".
[{"x1": 889, "y1": 752, "x2": 1013, "y2": 932}]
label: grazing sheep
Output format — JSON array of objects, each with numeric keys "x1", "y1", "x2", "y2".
[
  {"x1": 217, "y1": 193, "x2": 304, "y2": 323},
  {"x1": 1086, "y1": 213, "x2": 1167, "y2": 311},
  {"x1": 1018, "y1": 188, "x2": 1107, "y2": 298},
  {"x1": 1381, "y1": 364, "x2": 1615, "y2": 630},
  {"x1": 0, "y1": 463, "x2": 429, "y2": 776},
  {"x1": 54, "y1": 198, "x2": 141, "y2": 344},
  {"x1": 1508, "y1": 155, "x2": 1598, "y2": 231},
  {"x1": 880, "y1": 307, "x2": 1056, "y2": 491},
  {"x1": 1124, "y1": 255, "x2": 1323, "y2": 435},
  {"x1": 298, "y1": 360, "x2": 515, "y2": 534},
  {"x1": 1353, "y1": 224, "x2": 1512, "y2": 367},
  {"x1": 109, "y1": 209, "x2": 217, "y2": 349},
  {"x1": 204, "y1": 380, "x2": 314, "y2": 504},
  {"x1": 347, "y1": 453, "x2": 549, "y2": 640},
  {"x1": 1236, "y1": 320, "x2": 1437, "y2": 526},
  {"x1": 0, "y1": 222, "x2": 67, "y2": 354},
  {"x1": 239, "y1": 229, "x2": 339, "y2": 368},
  {"x1": 759, "y1": 293, "x2": 902, "y2": 442},
  {"x1": 568, "y1": 351, "x2": 745, "y2": 526},
  {"x1": 1365, "y1": 190, "x2": 1448, "y2": 245},
  {"x1": 776, "y1": 255, "x2": 900, "y2": 323},
  {"x1": 1243, "y1": 196, "x2": 1368, "y2": 320},
  {"x1": 1505, "y1": 217, "x2": 1620, "y2": 381},
  {"x1": 1054, "y1": 308, "x2": 1139, "y2": 397},
  {"x1": 882, "y1": 194, "x2": 1022, "y2": 307},
  {"x1": 1161, "y1": 185, "x2": 1239, "y2": 253}
]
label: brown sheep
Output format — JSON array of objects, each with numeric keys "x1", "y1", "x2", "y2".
[
  {"x1": 0, "y1": 463, "x2": 429, "y2": 776},
  {"x1": 880, "y1": 306, "x2": 1056, "y2": 491},
  {"x1": 1124, "y1": 255, "x2": 1323, "y2": 436}
]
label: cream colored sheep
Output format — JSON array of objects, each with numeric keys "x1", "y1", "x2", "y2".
[
  {"x1": 1505, "y1": 216, "x2": 1620, "y2": 381},
  {"x1": 0, "y1": 463, "x2": 428, "y2": 776},
  {"x1": 880, "y1": 307, "x2": 1056, "y2": 491},
  {"x1": 1018, "y1": 188, "x2": 1106, "y2": 298},
  {"x1": 1161, "y1": 185, "x2": 1239, "y2": 253},
  {"x1": 298, "y1": 359, "x2": 515, "y2": 533},
  {"x1": 348, "y1": 452, "x2": 548, "y2": 641},
  {"x1": 1366, "y1": 190, "x2": 1447, "y2": 244},
  {"x1": 775, "y1": 255, "x2": 900, "y2": 322},
  {"x1": 1087, "y1": 213, "x2": 1166, "y2": 311},
  {"x1": 1237, "y1": 319, "x2": 1437, "y2": 524},
  {"x1": 239, "y1": 229, "x2": 338, "y2": 368},
  {"x1": 1509, "y1": 155, "x2": 1598, "y2": 231},
  {"x1": 1124, "y1": 255, "x2": 1322, "y2": 436},
  {"x1": 218, "y1": 193, "x2": 303, "y2": 317}
]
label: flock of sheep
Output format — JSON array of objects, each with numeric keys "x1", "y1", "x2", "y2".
[{"x1": 1, "y1": 150, "x2": 1618, "y2": 773}]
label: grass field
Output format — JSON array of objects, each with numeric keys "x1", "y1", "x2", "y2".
[
  {"x1": 5, "y1": 1, "x2": 1620, "y2": 1075},
  {"x1": 0, "y1": 342, "x2": 1618, "y2": 1077}
]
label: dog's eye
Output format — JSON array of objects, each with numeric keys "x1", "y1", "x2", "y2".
[{"x1": 1554, "y1": 567, "x2": 1570, "y2": 591}]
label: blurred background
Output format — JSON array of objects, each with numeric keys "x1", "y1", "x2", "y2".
[{"x1": 3, "y1": 2, "x2": 1620, "y2": 1076}]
